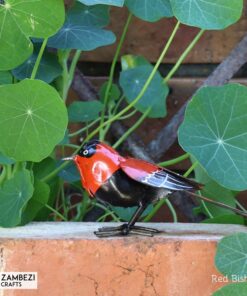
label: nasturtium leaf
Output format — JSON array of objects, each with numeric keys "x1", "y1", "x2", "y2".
[
  {"x1": 201, "y1": 181, "x2": 236, "y2": 216},
  {"x1": 178, "y1": 84, "x2": 247, "y2": 191},
  {"x1": 70, "y1": 2, "x2": 110, "y2": 27},
  {"x1": 48, "y1": 2, "x2": 115, "y2": 51},
  {"x1": 203, "y1": 214, "x2": 245, "y2": 225},
  {"x1": 112, "y1": 204, "x2": 153, "y2": 221},
  {"x1": 120, "y1": 64, "x2": 169, "y2": 118},
  {"x1": 21, "y1": 179, "x2": 50, "y2": 225},
  {"x1": 0, "y1": 71, "x2": 12, "y2": 84},
  {"x1": 213, "y1": 282, "x2": 247, "y2": 296},
  {"x1": 215, "y1": 233, "x2": 247, "y2": 278},
  {"x1": 193, "y1": 162, "x2": 236, "y2": 217},
  {"x1": 0, "y1": 0, "x2": 65, "y2": 70},
  {"x1": 59, "y1": 129, "x2": 69, "y2": 145},
  {"x1": 0, "y1": 169, "x2": 33, "y2": 227},
  {"x1": 171, "y1": 0, "x2": 243, "y2": 30},
  {"x1": 99, "y1": 82, "x2": 121, "y2": 102},
  {"x1": 0, "y1": 152, "x2": 15, "y2": 165},
  {"x1": 33, "y1": 157, "x2": 60, "y2": 220},
  {"x1": 59, "y1": 161, "x2": 80, "y2": 182},
  {"x1": 0, "y1": 79, "x2": 68, "y2": 162},
  {"x1": 68, "y1": 101, "x2": 103, "y2": 122},
  {"x1": 77, "y1": 0, "x2": 124, "y2": 7},
  {"x1": 12, "y1": 50, "x2": 62, "y2": 83},
  {"x1": 121, "y1": 55, "x2": 149, "y2": 71},
  {"x1": 125, "y1": 0, "x2": 173, "y2": 22}
]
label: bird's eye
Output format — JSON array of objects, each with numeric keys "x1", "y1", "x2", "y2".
[{"x1": 83, "y1": 149, "x2": 89, "y2": 156}]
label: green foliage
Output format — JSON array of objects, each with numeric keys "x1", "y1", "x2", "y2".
[
  {"x1": 193, "y1": 163, "x2": 236, "y2": 217},
  {"x1": 0, "y1": 0, "x2": 65, "y2": 70},
  {"x1": 112, "y1": 204, "x2": 154, "y2": 221},
  {"x1": 178, "y1": 84, "x2": 247, "y2": 191},
  {"x1": 12, "y1": 49, "x2": 62, "y2": 83},
  {"x1": 171, "y1": 0, "x2": 243, "y2": 29},
  {"x1": 213, "y1": 282, "x2": 247, "y2": 296},
  {"x1": 99, "y1": 82, "x2": 121, "y2": 102},
  {"x1": 215, "y1": 233, "x2": 247, "y2": 277},
  {"x1": 125, "y1": 0, "x2": 173, "y2": 22},
  {"x1": 68, "y1": 101, "x2": 103, "y2": 122},
  {"x1": 0, "y1": 0, "x2": 245, "y2": 265},
  {"x1": 120, "y1": 60, "x2": 169, "y2": 118},
  {"x1": 48, "y1": 2, "x2": 115, "y2": 51},
  {"x1": 202, "y1": 214, "x2": 245, "y2": 224},
  {"x1": 0, "y1": 71, "x2": 12, "y2": 84},
  {"x1": 77, "y1": 0, "x2": 124, "y2": 6},
  {"x1": 0, "y1": 79, "x2": 68, "y2": 162},
  {"x1": 21, "y1": 179, "x2": 50, "y2": 225},
  {"x1": 0, "y1": 169, "x2": 34, "y2": 227}
]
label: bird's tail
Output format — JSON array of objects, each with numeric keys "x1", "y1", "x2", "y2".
[{"x1": 185, "y1": 190, "x2": 247, "y2": 218}]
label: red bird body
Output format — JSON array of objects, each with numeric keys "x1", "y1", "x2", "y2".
[{"x1": 70, "y1": 140, "x2": 202, "y2": 237}]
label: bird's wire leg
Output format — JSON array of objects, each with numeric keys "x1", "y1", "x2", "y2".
[{"x1": 94, "y1": 202, "x2": 161, "y2": 237}]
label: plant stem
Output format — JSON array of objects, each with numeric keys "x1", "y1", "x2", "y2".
[
  {"x1": 100, "y1": 13, "x2": 133, "y2": 140},
  {"x1": 94, "y1": 203, "x2": 121, "y2": 222},
  {"x1": 68, "y1": 118, "x2": 101, "y2": 137},
  {"x1": 164, "y1": 29, "x2": 204, "y2": 83},
  {"x1": 30, "y1": 38, "x2": 48, "y2": 79},
  {"x1": 118, "y1": 109, "x2": 137, "y2": 120},
  {"x1": 85, "y1": 21, "x2": 181, "y2": 142},
  {"x1": 0, "y1": 166, "x2": 6, "y2": 185},
  {"x1": 236, "y1": 200, "x2": 247, "y2": 212},
  {"x1": 183, "y1": 161, "x2": 198, "y2": 177},
  {"x1": 41, "y1": 21, "x2": 181, "y2": 183},
  {"x1": 44, "y1": 204, "x2": 67, "y2": 221},
  {"x1": 41, "y1": 160, "x2": 70, "y2": 183},
  {"x1": 143, "y1": 198, "x2": 177, "y2": 222},
  {"x1": 63, "y1": 49, "x2": 81, "y2": 100},
  {"x1": 113, "y1": 107, "x2": 151, "y2": 149},
  {"x1": 159, "y1": 153, "x2": 190, "y2": 167},
  {"x1": 201, "y1": 199, "x2": 214, "y2": 219},
  {"x1": 166, "y1": 198, "x2": 178, "y2": 222},
  {"x1": 58, "y1": 49, "x2": 70, "y2": 100}
]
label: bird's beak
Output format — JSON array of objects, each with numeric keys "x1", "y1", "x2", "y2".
[{"x1": 62, "y1": 156, "x2": 75, "y2": 161}]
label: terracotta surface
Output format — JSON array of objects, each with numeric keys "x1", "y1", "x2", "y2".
[{"x1": 1, "y1": 222, "x2": 246, "y2": 296}]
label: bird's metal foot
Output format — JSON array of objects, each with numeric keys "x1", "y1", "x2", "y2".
[{"x1": 94, "y1": 224, "x2": 161, "y2": 237}]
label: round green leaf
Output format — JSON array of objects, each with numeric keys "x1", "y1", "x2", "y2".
[
  {"x1": 121, "y1": 55, "x2": 150, "y2": 71},
  {"x1": 68, "y1": 101, "x2": 103, "y2": 122},
  {"x1": 171, "y1": 0, "x2": 243, "y2": 30},
  {"x1": 111, "y1": 204, "x2": 153, "y2": 221},
  {"x1": 59, "y1": 161, "x2": 80, "y2": 182},
  {"x1": 203, "y1": 214, "x2": 245, "y2": 225},
  {"x1": 21, "y1": 179, "x2": 50, "y2": 225},
  {"x1": 125, "y1": 0, "x2": 173, "y2": 22},
  {"x1": 32, "y1": 157, "x2": 60, "y2": 220},
  {"x1": 0, "y1": 152, "x2": 15, "y2": 165},
  {"x1": 77, "y1": 0, "x2": 124, "y2": 6},
  {"x1": 178, "y1": 84, "x2": 247, "y2": 191},
  {"x1": 119, "y1": 64, "x2": 169, "y2": 118},
  {"x1": 0, "y1": 0, "x2": 65, "y2": 70},
  {"x1": 0, "y1": 169, "x2": 34, "y2": 227},
  {"x1": 0, "y1": 71, "x2": 12, "y2": 84},
  {"x1": 0, "y1": 79, "x2": 68, "y2": 162},
  {"x1": 215, "y1": 233, "x2": 247, "y2": 278},
  {"x1": 213, "y1": 282, "x2": 247, "y2": 296},
  {"x1": 99, "y1": 82, "x2": 121, "y2": 102},
  {"x1": 193, "y1": 162, "x2": 236, "y2": 217},
  {"x1": 69, "y1": 3, "x2": 110, "y2": 27},
  {"x1": 12, "y1": 50, "x2": 62, "y2": 83},
  {"x1": 48, "y1": 2, "x2": 115, "y2": 51}
]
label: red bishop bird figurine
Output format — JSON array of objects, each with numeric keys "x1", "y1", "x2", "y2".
[{"x1": 63, "y1": 140, "x2": 247, "y2": 237}]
